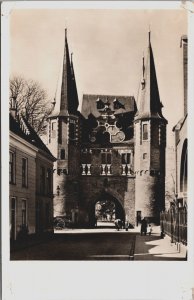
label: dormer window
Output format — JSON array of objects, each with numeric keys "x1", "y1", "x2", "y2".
[
  {"x1": 96, "y1": 98, "x2": 105, "y2": 110},
  {"x1": 113, "y1": 99, "x2": 125, "y2": 110}
]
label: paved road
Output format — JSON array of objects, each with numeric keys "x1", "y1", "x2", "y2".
[{"x1": 11, "y1": 230, "x2": 136, "y2": 261}]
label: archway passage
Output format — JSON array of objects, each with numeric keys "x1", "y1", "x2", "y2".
[{"x1": 89, "y1": 192, "x2": 125, "y2": 228}]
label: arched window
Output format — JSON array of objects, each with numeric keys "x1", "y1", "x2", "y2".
[{"x1": 61, "y1": 149, "x2": 65, "y2": 160}]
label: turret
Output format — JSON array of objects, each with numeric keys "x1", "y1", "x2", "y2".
[
  {"x1": 47, "y1": 29, "x2": 80, "y2": 218},
  {"x1": 134, "y1": 32, "x2": 167, "y2": 224}
]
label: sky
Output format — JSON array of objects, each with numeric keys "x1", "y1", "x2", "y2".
[{"x1": 10, "y1": 7, "x2": 187, "y2": 146}]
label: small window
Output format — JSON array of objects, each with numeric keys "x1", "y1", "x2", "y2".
[
  {"x1": 143, "y1": 153, "x2": 147, "y2": 159},
  {"x1": 51, "y1": 122, "x2": 56, "y2": 138},
  {"x1": 22, "y1": 158, "x2": 28, "y2": 187},
  {"x1": 96, "y1": 99, "x2": 105, "y2": 110},
  {"x1": 142, "y1": 124, "x2": 148, "y2": 140},
  {"x1": 61, "y1": 149, "x2": 65, "y2": 160}
]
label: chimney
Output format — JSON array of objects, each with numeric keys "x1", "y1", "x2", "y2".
[{"x1": 10, "y1": 96, "x2": 17, "y2": 119}]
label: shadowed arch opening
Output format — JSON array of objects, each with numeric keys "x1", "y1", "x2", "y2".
[
  {"x1": 180, "y1": 139, "x2": 187, "y2": 194},
  {"x1": 88, "y1": 191, "x2": 125, "y2": 228}
]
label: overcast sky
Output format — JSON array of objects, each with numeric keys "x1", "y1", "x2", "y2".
[{"x1": 10, "y1": 8, "x2": 187, "y2": 145}]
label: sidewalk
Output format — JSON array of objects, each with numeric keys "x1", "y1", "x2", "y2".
[{"x1": 133, "y1": 226, "x2": 187, "y2": 260}]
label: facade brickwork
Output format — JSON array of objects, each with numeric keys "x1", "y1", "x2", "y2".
[{"x1": 48, "y1": 31, "x2": 167, "y2": 227}]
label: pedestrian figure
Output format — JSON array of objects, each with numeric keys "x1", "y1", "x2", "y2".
[
  {"x1": 140, "y1": 218, "x2": 147, "y2": 236},
  {"x1": 125, "y1": 220, "x2": 129, "y2": 231},
  {"x1": 114, "y1": 219, "x2": 121, "y2": 231},
  {"x1": 95, "y1": 216, "x2": 98, "y2": 227},
  {"x1": 148, "y1": 224, "x2": 152, "y2": 235}
]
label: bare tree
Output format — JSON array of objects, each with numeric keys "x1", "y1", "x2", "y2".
[{"x1": 10, "y1": 75, "x2": 51, "y2": 135}]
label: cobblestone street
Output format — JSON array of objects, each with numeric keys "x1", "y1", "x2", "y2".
[
  {"x1": 10, "y1": 224, "x2": 186, "y2": 261},
  {"x1": 11, "y1": 230, "x2": 136, "y2": 260}
]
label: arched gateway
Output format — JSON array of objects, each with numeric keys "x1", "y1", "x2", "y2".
[
  {"x1": 88, "y1": 191, "x2": 125, "y2": 227},
  {"x1": 47, "y1": 30, "x2": 167, "y2": 228}
]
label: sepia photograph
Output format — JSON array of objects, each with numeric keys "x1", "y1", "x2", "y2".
[{"x1": 2, "y1": 1, "x2": 194, "y2": 300}]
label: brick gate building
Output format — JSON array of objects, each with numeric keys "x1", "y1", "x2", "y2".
[{"x1": 47, "y1": 30, "x2": 167, "y2": 227}]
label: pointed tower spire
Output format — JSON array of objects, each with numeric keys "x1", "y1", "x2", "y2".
[
  {"x1": 49, "y1": 28, "x2": 79, "y2": 117},
  {"x1": 70, "y1": 52, "x2": 79, "y2": 113},
  {"x1": 148, "y1": 28, "x2": 151, "y2": 46},
  {"x1": 135, "y1": 31, "x2": 166, "y2": 121}
]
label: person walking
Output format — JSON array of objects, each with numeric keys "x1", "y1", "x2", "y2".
[
  {"x1": 114, "y1": 219, "x2": 121, "y2": 231},
  {"x1": 148, "y1": 224, "x2": 152, "y2": 235},
  {"x1": 140, "y1": 218, "x2": 147, "y2": 236}
]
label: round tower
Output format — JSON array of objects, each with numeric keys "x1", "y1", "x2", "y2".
[
  {"x1": 47, "y1": 29, "x2": 80, "y2": 219},
  {"x1": 134, "y1": 32, "x2": 167, "y2": 224}
]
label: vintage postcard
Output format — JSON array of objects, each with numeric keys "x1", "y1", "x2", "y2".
[{"x1": 1, "y1": 1, "x2": 194, "y2": 299}]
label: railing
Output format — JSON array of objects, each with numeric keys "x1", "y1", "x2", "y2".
[
  {"x1": 81, "y1": 164, "x2": 133, "y2": 176},
  {"x1": 160, "y1": 205, "x2": 187, "y2": 245},
  {"x1": 101, "y1": 164, "x2": 111, "y2": 175},
  {"x1": 122, "y1": 164, "x2": 131, "y2": 175},
  {"x1": 81, "y1": 164, "x2": 91, "y2": 175}
]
